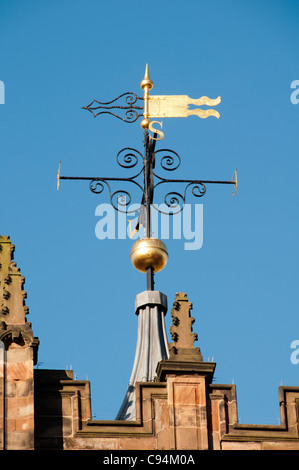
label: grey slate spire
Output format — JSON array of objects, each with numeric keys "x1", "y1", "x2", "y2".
[{"x1": 116, "y1": 290, "x2": 169, "y2": 420}]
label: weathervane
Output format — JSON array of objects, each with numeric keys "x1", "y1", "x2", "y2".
[
  {"x1": 82, "y1": 64, "x2": 221, "y2": 126},
  {"x1": 58, "y1": 65, "x2": 238, "y2": 290}
]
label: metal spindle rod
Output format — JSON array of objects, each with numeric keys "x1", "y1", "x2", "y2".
[{"x1": 143, "y1": 130, "x2": 155, "y2": 291}]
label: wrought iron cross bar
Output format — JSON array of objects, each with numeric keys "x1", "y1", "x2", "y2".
[{"x1": 57, "y1": 131, "x2": 237, "y2": 290}]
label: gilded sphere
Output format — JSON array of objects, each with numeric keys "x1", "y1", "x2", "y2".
[
  {"x1": 140, "y1": 78, "x2": 154, "y2": 91},
  {"x1": 130, "y1": 238, "x2": 168, "y2": 273},
  {"x1": 140, "y1": 118, "x2": 150, "y2": 129}
]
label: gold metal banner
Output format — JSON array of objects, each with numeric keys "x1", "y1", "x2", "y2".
[
  {"x1": 148, "y1": 95, "x2": 221, "y2": 119},
  {"x1": 140, "y1": 65, "x2": 221, "y2": 130}
]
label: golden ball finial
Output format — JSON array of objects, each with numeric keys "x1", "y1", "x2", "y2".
[
  {"x1": 140, "y1": 118, "x2": 151, "y2": 129},
  {"x1": 130, "y1": 238, "x2": 168, "y2": 273}
]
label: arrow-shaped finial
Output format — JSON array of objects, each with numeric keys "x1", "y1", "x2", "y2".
[
  {"x1": 140, "y1": 64, "x2": 154, "y2": 129},
  {"x1": 140, "y1": 64, "x2": 154, "y2": 91}
]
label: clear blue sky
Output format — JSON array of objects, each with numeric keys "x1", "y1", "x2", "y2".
[{"x1": 0, "y1": 0, "x2": 299, "y2": 424}]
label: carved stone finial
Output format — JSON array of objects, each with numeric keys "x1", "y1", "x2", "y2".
[
  {"x1": 169, "y1": 292, "x2": 203, "y2": 361},
  {"x1": 0, "y1": 236, "x2": 39, "y2": 363},
  {"x1": 0, "y1": 236, "x2": 29, "y2": 323}
]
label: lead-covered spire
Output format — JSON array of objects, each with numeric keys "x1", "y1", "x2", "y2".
[{"x1": 116, "y1": 290, "x2": 168, "y2": 420}]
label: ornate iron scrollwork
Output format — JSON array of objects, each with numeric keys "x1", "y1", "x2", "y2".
[
  {"x1": 82, "y1": 92, "x2": 144, "y2": 123},
  {"x1": 154, "y1": 149, "x2": 181, "y2": 172},
  {"x1": 149, "y1": 148, "x2": 206, "y2": 214},
  {"x1": 89, "y1": 177, "x2": 144, "y2": 213},
  {"x1": 88, "y1": 147, "x2": 145, "y2": 213},
  {"x1": 116, "y1": 147, "x2": 143, "y2": 169},
  {"x1": 152, "y1": 181, "x2": 207, "y2": 215}
]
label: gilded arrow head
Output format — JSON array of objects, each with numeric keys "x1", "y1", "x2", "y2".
[{"x1": 140, "y1": 64, "x2": 154, "y2": 91}]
